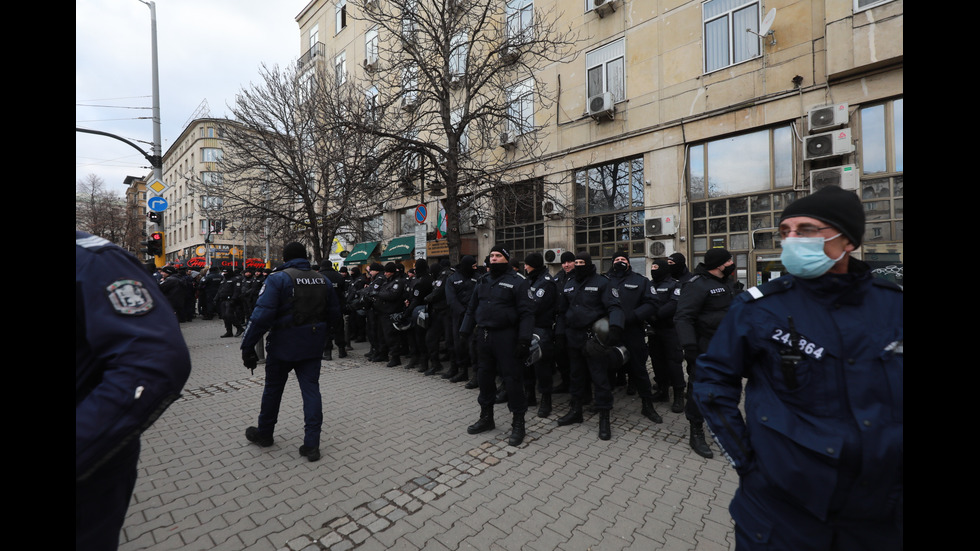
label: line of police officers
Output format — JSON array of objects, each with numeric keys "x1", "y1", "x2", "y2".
[{"x1": 336, "y1": 244, "x2": 720, "y2": 453}]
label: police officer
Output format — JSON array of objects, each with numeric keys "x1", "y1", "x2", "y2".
[
  {"x1": 375, "y1": 262, "x2": 410, "y2": 367},
  {"x1": 646, "y1": 258, "x2": 686, "y2": 413},
  {"x1": 240, "y1": 242, "x2": 340, "y2": 462},
  {"x1": 345, "y1": 267, "x2": 369, "y2": 344},
  {"x1": 319, "y1": 260, "x2": 348, "y2": 360},
  {"x1": 460, "y1": 246, "x2": 535, "y2": 446},
  {"x1": 605, "y1": 251, "x2": 664, "y2": 425},
  {"x1": 550, "y1": 251, "x2": 576, "y2": 393},
  {"x1": 555, "y1": 251, "x2": 625, "y2": 441},
  {"x1": 693, "y1": 186, "x2": 903, "y2": 550},
  {"x1": 76, "y1": 231, "x2": 191, "y2": 550},
  {"x1": 445, "y1": 255, "x2": 478, "y2": 384},
  {"x1": 198, "y1": 266, "x2": 223, "y2": 319},
  {"x1": 425, "y1": 260, "x2": 454, "y2": 378},
  {"x1": 363, "y1": 262, "x2": 387, "y2": 362},
  {"x1": 215, "y1": 267, "x2": 245, "y2": 338},
  {"x1": 520, "y1": 252, "x2": 558, "y2": 418},
  {"x1": 674, "y1": 247, "x2": 736, "y2": 458}
]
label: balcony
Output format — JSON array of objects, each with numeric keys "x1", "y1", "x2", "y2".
[{"x1": 298, "y1": 42, "x2": 326, "y2": 69}]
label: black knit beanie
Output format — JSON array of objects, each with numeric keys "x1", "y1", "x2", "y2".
[
  {"x1": 283, "y1": 242, "x2": 307, "y2": 261},
  {"x1": 524, "y1": 252, "x2": 544, "y2": 270},
  {"x1": 779, "y1": 186, "x2": 865, "y2": 247},
  {"x1": 703, "y1": 248, "x2": 732, "y2": 270},
  {"x1": 560, "y1": 251, "x2": 576, "y2": 263}
]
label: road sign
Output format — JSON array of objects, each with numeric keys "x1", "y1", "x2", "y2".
[
  {"x1": 415, "y1": 204, "x2": 427, "y2": 224},
  {"x1": 147, "y1": 179, "x2": 170, "y2": 195},
  {"x1": 148, "y1": 196, "x2": 169, "y2": 212}
]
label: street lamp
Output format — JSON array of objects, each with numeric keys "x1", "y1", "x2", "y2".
[{"x1": 136, "y1": 0, "x2": 163, "y2": 184}]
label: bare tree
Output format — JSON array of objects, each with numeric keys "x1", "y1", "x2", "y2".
[
  {"x1": 76, "y1": 174, "x2": 142, "y2": 251},
  {"x1": 194, "y1": 63, "x2": 404, "y2": 264},
  {"x1": 339, "y1": 0, "x2": 580, "y2": 263}
]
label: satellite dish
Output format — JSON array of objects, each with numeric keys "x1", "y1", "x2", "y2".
[{"x1": 759, "y1": 8, "x2": 777, "y2": 36}]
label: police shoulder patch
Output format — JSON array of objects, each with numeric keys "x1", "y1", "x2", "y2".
[
  {"x1": 106, "y1": 279, "x2": 155, "y2": 315},
  {"x1": 536, "y1": 288, "x2": 546, "y2": 298},
  {"x1": 611, "y1": 287, "x2": 620, "y2": 298}
]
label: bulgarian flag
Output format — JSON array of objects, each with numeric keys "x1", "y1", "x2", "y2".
[{"x1": 436, "y1": 201, "x2": 447, "y2": 239}]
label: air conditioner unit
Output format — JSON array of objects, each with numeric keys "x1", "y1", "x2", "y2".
[
  {"x1": 648, "y1": 240, "x2": 675, "y2": 258},
  {"x1": 499, "y1": 131, "x2": 517, "y2": 149},
  {"x1": 810, "y1": 165, "x2": 859, "y2": 192},
  {"x1": 644, "y1": 215, "x2": 678, "y2": 238},
  {"x1": 592, "y1": 0, "x2": 617, "y2": 17},
  {"x1": 470, "y1": 214, "x2": 488, "y2": 228},
  {"x1": 543, "y1": 248, "x2": 563, "y2": 264},
  {"x1": 447, "y1": 73, "x2": 465, "y2": 90},
  {"x1": 541, "y1": 199, "x2": 562, "y2": 219},
  {"x1": 401, "y1": 95, "x2": 418, "y2": 111},
  {"x1": 803, "y1": 128, "x2": 855, "y2": 161},
  {"x1": 807, "y1": 103, "x2": 849, "y2": 133},
  {"x1": 588, "y1": 91, "x2": 615, "y2": 121}
]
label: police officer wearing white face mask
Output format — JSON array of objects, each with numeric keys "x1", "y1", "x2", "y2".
[{"x1": 693, "y1": 186, "x2": 903, "y2": 550}]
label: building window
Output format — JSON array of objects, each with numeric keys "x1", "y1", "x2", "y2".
[
  {"x1": 858, "y1": 97, "x2": 903, "y2": 259},
  {"x1": 362, "y1": 215, "x2": 383, "y2": 241},
  {"x1": 402, "y1": 1, "x2": 417, "y2": 42},
  {"x1": 703, "y1": 0, "x2": 761, "y2": 74},
  {"x1": 507, "y1": 0, "x2": 533, "y2": 42},
  {"x1": 586, "y1": 39, "x2": 625, "y2": 102},
  {"x1": 366, "y1": 27, "x2": 379, "y2": 65},
  {"x1": 450, "y1": 31, "x2": 468, "y2": 78},
  {"x1": 574, "y1": 157, "x2": 645, "y2": 269},
  {"x1": 855, "y1": 0, "x2": 895, "y2": 11},
  {"x1": 688, "y1": 125, "x2": 793, "y2": 200},
  {"x1": 201, "y1": 171, "x2": 223, "y2": 186},
  {"x1": 507, "y1": 78, "x2": 534, "y2": 135},
  {"x1": 402, "y1": 64, "x2": 419, "y2": 105},
  {"x1": 494, "y1": 181, "x2": 545, "y2": 262},
  {"x1": 366, "y1": 86, "x2": 380, "y2": 120},
  {"x1": 335, "y1": 51, "x2": 347, "y2": 85},
  {"x1": 207, "y1": 127, "x2": 215, "y2": 137},
  {"x1": 336, "y1": 0, "x2": 347, "y2": 34},
  {"x1": 202, "y1": 148, "x2": 222, "y2": 162},
  {"x1": 201, "y1": 195, "x2": 223, "y2": 210},
  {"x1": 309, "y1": 24, "x2": 319, "y2": 51},
  {"x1": 452, "y1": 107, "x2": 469, "y2": 153}
]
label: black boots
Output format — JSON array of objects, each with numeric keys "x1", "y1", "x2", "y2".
[
  {"x1": 641, "y1": 399, "x2": 664, "y2": 424},
  {"x1": 467, "y1": 405, "x2": 495, "y2": 434},
  {"x1": 322, "y1": 349, "x2": 332, "y2": 361},
  {"x1": 557, "y1": 399, "x2": 584, "y2": 426},
  {"x1": 299, "y1": 445, "x2": 321, "y2": 462},
  {"x1": 450, "y1": 366, "x2": 469, "y2": 383},
  {"x1": 671, "y1": 386, "x2": 686, "y2": 413},
  {"x1": 494, "y1": 386, "x2": 508, "y2": 404},
  {"x1": 424, "y1": 359, "x2": 442, "y2": 376},
  {"x1": 690, "y1": 423, "x2": 714, "y2": 458},
  {"x1": 598, "y1": 410, "x2": 611, "y2": 441},
  {"x1": 337, "y1": 347, "x2": 347, "y2": 358},
  {"x1": 387, "y1": 354, "x2": 401, "y2": 367},
  {"x1": 245, "y1": 426, "x2": 274, "y2": 447},
  {"x1": 441, "y1": 364, "x2": 459, "y2": 379},
  {"x1": 465, "y1": 371, "x2": 479, "y2": 389},
  {"x1": 405, "y1": 355, "x2": 419, "y2": 370},
  {"x1": 650, "y1": 388, "x2": 670, "y2": 402},
  {"x1": 508, "y1": 412, "x2": 526, "y2": 446},
  {"x1": 537, "y1": 393, "x2": 552, "y2": 418}
]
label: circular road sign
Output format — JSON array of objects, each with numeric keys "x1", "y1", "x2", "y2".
[
  {"x1": 415, "y1": 204, "x2": 427, "y2": 224},
  {"x1": 148, "y1": 196, "x2": 169, "y2": 212}
]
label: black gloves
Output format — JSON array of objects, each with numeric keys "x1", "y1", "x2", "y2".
[
  {"x1": 606, "y1": 325, "x2": 623, "y2": 347},
  {"x1": 242, "y1": 349, "x2": 259, "y2": 373}
]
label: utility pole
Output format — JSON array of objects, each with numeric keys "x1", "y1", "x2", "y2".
[{"x1": 138, "y1": 0, "x2": 163, "y2": 184}]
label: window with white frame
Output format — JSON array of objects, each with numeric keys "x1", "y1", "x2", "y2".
[
  {"x1": 309, "y1": 24, "x2": 319, "y2": 51},
  {"x1": 402, "y1": 0, "x2": 417, "y2": 41},
  {"x1": 452, "y1": 107, "x2": 469, "y2": 153},
  {"x1": 366, "y1": 86, "x2": 380, "y2": 120},
  {"x1": 702, "y1": 0, "x2": 761, "y2": 74},
  {"x1": 450, "y1": 31, "x2": 468, "y2": 78},
  {"x1": 507, "y1": 78, "x2": 534, "y2": 135},
  {"x1": 586, "y1": 39, "x2": 624, "y2": 102},
  {"x1": 201, "y1": 171, "x2": 223, "y2": 186},
  {"x1": 335, "y1": 51, "x2": 347, "y2": 85},
  {"x1": 202, "y1": 148, "x2": 222, "y2": 162},
  {"x1": 402, "y1": 64, "x2": 419, "y2": 105},
  {"x1": 366, "y1": 27, "x2": 379, "y2": 65},
  {"x1": 336, "y1": 0, "x2": 347, "y2": 34},
  {"x1": 201, "y1": 195, "x2": 223, "y2": 210},
  {"x1": 507, "y1": 0, "x2": 533, "y2": 42},
  {"x1": 855, "y1": 0, "x2": 895, "y2": 11}
]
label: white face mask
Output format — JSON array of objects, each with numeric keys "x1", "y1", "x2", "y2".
[{"x1": 780, "y1": 233, "x2": 845, "y2": 279}]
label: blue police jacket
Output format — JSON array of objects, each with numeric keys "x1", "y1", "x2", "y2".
[
  {"x1": 692, "y1": 259, "x2": 903, "y2": 522},
  {"x1": 240, "y1": 258, "x2": 340, "y2": 362},
  {"x1": 76, "y1": 231, "x2": 192, "y2": 481}
]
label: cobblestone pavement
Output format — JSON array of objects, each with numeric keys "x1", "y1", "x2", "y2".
[{"x1": 118, "y1": 317, "x2": 737, "y2": 551}]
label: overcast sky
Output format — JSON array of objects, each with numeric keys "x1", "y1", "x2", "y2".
[{"x1": 76, "y1": 0, "x2": 305, "y2": 194}]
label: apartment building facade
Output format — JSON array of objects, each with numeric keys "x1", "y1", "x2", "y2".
[
  {"x1": 158, "y1": 118, "x2": 270, "y2": 271},
  {"x1": 297, "y1": 0, "x2": 902, "y2": 284}
]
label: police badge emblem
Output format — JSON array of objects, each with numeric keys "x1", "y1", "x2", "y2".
[{"x1": 106, "y1": 279, "x2": 154, "y2": 315}]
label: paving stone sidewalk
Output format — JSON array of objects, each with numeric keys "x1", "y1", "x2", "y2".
[{"x1": 118, "y1": 317, "x2": 738, "y2": 551}]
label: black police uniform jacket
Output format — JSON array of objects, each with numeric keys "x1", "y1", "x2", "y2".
[
  {"x1": 555, "y1": 267, "x2": 625, "y2": 343},
  {"x1": 605, "y1": 267, "x2": 657, "y2": 331},
  {"x1": 673, "y1": 266, "x2": 735, "y2": 351},
  {"x1": 460, "y1": 268, "x2": 535, "y2": 341}
]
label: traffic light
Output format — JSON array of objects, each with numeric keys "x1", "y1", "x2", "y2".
[
  {"x1": 146, "y1": 232, "x2": 164, "y2": 257},
  {"x1": 148, "y1": 211, "x2": 162, "y2": 225}
]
